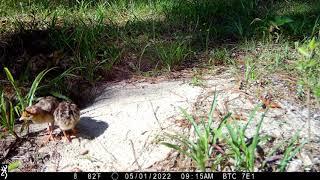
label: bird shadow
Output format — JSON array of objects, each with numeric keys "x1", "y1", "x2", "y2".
[{"x1": 76, "y1": 116, "x2": 109, "y2": 140}]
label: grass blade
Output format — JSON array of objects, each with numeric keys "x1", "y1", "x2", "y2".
[
  {"x1": 4, "y1": 67, "x2": 24, "y2": 110},
  {"x1": 27, "y1": 67, "x2": 56, "y2": 106}
]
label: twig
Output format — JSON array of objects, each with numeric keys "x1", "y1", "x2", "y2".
[
  {"x1": 100, "y1": 142, "x2": 119, "y2": 164},
  {"x1": 265, "y1": 155, "x2": 283, "y2": 163},
  {"x1": 130, "y1": 139, "x2": 142, "y2": 170},
  {"x1": 149, "y1": 101, "x2": 164, "y2": 130},
  {"x1": 212, "y1": 144, "x2": 225, "y2": 155}
]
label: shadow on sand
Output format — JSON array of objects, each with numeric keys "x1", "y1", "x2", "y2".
[{"x1": 76, "y1": 116, "x2": 109, "y2": 140}]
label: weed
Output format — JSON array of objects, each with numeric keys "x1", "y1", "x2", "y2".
[
  {"x1": 277, "y1": 130, "x2": 307, "y2": 172},
  {"x1": 45, "y1": 67, "x2": 80, "y2": 97},
  {"x1": 162, "y1": 94, "x2": 231, "y2": 171},
  {"x1": 154, "y1": 41, "x2": 190, "y2": 71},
  {"x1": 4, "y1": 67, "x2": 54, "y2": 114},
  {"x1": 224, "y1": 106, "x2": 265, "y2": 171},
  {"x1": 268, "y1": 16, "x2": 294, "y2": 42},
  {"x1": 136, "y1": 42, "x2": 152, "y2": 73},
  {"x1": 8, "y1": 160, "x2": 21, "y2": 171},
  {"x1": 296, "y1": 37, "x2": 320, "y2": 100},
  {"x1": 3, "y1": 67, "x2": 59, "y2": 133},
  {"x1": 244, "y1": 57, "x2": 258, "y2": 83},
  {"x1": 190, "y1": 75, "x2": 204, "y2": 87},
  {"x1": 162, "y1": 95, "x2": 306, "y2": 171},
  {"x1": 49, "y1": 16, "x2": 107, "y2": 83},
  {"x1": 0, "y1": 92, "x2": 19, "y2": 139},
  {"x1": 209, "y1": 48, "x2": 231, "y2": 66},
  {"x1": 296, "y1": 36, "x2": 320, "y2": 141}
]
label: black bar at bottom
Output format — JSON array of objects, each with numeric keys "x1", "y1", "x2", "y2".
[{"x1": 4, "y1": 172, "x2": 320, "y2": 180}]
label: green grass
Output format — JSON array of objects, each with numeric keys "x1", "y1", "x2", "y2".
[
  {"x1": 154, "y1": 40, "x2": 190, "y2": 71},
  {"x1": 0, "y1": 0, "x2": 319, "y2": 83},
  {"x1": 1, "y1": 67, "x2": 72, "y2": 135},
  {"x1": 50, "y1": 19, "x2": 106, "y2": 83},
  {"x1": 244, "y1": 56, "x2": 258, "y2": 83},
  {"x1": 8, "y1": 160, "x2": 21, "y2": 171},
  {"x1": 162, "y1": 95, "x2": 307, "y2": 172},
  {"x1": 4, "y1": 67, "x2": 54, "y2": 114},
  {"x1": 2, "y1": 67, "x2": 51, "y2": 135},
  {"x1": 278, "y1": 130, "x2": 307, "y2": 172},
  {"x1": 162, "y1": 94, "x2": 231, "y2": 171},
  {"x1": 224, "y1": 106, "x2": 265, "y2": 171},
  {"x1": 0, "y1": 92, "x2": 18, "y2": 139},
  {"x1": 0, "y1": 0, "x2": 318, "y2": 134},
  {"x1": 296, "y1": 37, "x2": 320, "y2": 142},
  {"x1": 297, "y1": 37, "x2": 320, "y2": 99},
  {"x1": 0, "y1": 0, "x2": 318, "y2": 172},
  {"x1": 190, "y1": 75, "x2": 204, "y2": 87},
  {"x1": 208, "y1": 48, "x2": 231, "y2": 66},
  {"x1": 0, "y1": 1, "x2": 318, "y2": 123}
]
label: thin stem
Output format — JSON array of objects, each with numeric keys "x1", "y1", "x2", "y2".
[{"x1": 307, "y1": 87, "x2": 311, "y2": 143}]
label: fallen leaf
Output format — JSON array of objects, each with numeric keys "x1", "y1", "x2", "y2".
[
  {"x1": 232, "y1": 113, "x2": 247, "y2": 121},
  {"x1": 269, "y1": 102, "x2": 282, "y2": 109}
]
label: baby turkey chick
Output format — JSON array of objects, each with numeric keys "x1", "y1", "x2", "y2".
[
  {"x1": 53, "y1": 101, "x2": 80, "y2": 142},
  {"x1": 19, "y1": 96, "x2": 59, "y2": 143}
]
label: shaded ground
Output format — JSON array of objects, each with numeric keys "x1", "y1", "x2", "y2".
[{"x1": 2, "y1": 69, "x2": 320, "y2": 172}]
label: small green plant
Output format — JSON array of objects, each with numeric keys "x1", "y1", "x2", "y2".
[
  {"x1": 155, "y1": 41, "x2": 190, "y2": 71},
  {"x1": 296, "y1": 37, "x2": 320, "y2": 141},
  {"x1": 135, "y1": 42, "x2": 152, "y2": 73},
  {"x1": 244, "y1": 57, "x2": 257, "y2": 82},
  {"x1": 49, "y1": 14, "x2": 107, "y2": 83},
  {"x1": 224, "y1": 106, "x2": 265, "y2": 171},
  {"x1": 8, "y1": 160, "x2": 21, "y2": 171},
  {"x1": 162, "y1": 95, "x2": 231, "y2": 171},
  {"x1": 268, "y1": 16, "x2": 294, "y2": 42},
  {"x1": 102, "y1": 45, "x2": 123, "y2": 72},
  {"x1": 260, "y1": 129, "x2": 307, "y2": 172},
  {"x1": 3, "y1": 67, "x2": 55, "y2": 133},
  {"x1": 45, "y1": 66, "x2": 82, "y2": 99},
  {"x1": 279, "y1": 131, "x2": 307, "y2": 172},
  {"x1": 190, "y1": 75, "x2": 204, "y2": 87},
  {"x1": 209, "y1": 48, "x2": 230, "y2": 65},
  {"x1": 161, "y1": 93, "x2": 307, "y2": 172},
  {"x1": 297, "y1": 37, "x2": 320, "y2": 100},
  {"x1": 4, "y1": 67, "x2": 54, "y2": 113},
  {"x1": 0, "y1": 92, "x2": 19, "y2": 139},
  {"x1": 233, "y1": 17, "x2": 244, "y2": 38}
]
